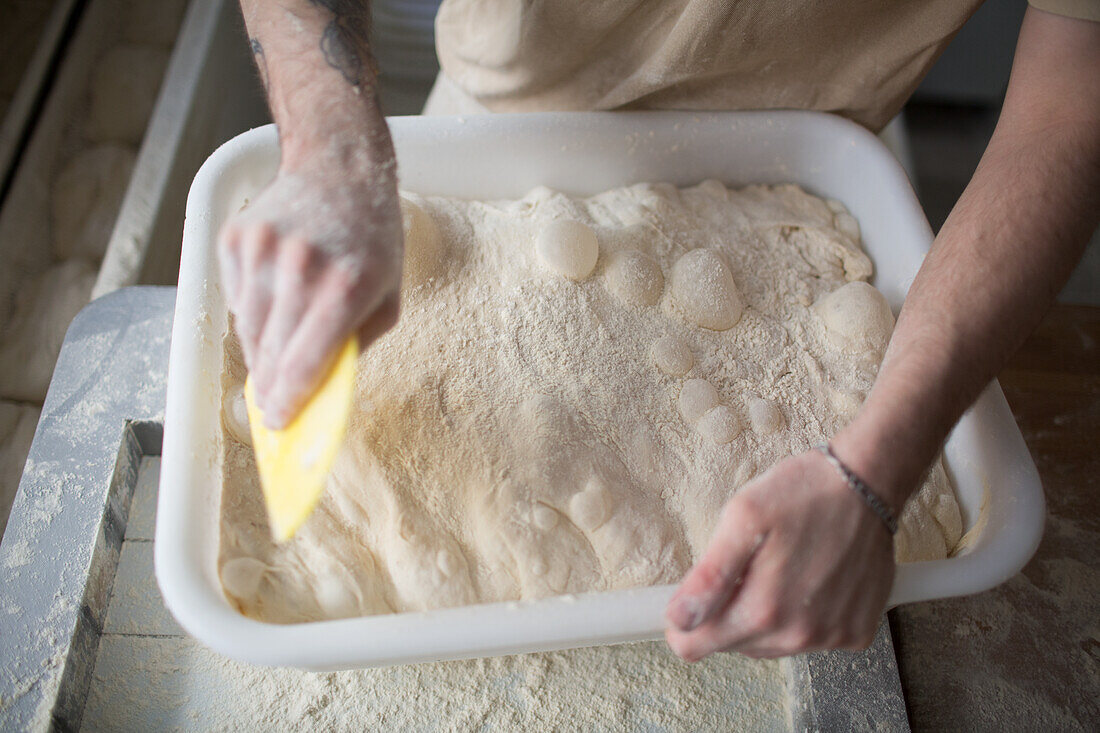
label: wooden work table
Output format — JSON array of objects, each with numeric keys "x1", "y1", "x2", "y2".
[{"x1": 891, "y1": 304, "x2": 1100, "y2": 729}]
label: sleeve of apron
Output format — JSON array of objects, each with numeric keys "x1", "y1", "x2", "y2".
[{"x1": 1027, "y1": 0, "x2": 1100, "y2": 22}]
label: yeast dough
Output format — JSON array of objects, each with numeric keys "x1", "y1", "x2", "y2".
[{"x1": 218, "y1": 181, "x2": 963, "y2": 623}]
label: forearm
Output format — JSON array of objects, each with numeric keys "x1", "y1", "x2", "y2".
[
  {"x1": 239, "y1": 0, "x2": 392, "y2": 172},
  {"x1": 834, "y1": 8, "x2": 1100, "y2": 510},
  {"x1": 222, "y1": 1, "x2": 403, "y2": 425}
]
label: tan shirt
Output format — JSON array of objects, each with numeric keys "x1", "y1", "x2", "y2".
[
  {"x1": 434, "y1": 0, "x2": 1093, "y2": 131},
  {"x1": 1029, "y1": 0, "x2": 1100, "y2": 21}
]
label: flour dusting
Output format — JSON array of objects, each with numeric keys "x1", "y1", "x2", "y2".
[{"x1": 218, "y1": 180, "x2": 962, "y2": 623}]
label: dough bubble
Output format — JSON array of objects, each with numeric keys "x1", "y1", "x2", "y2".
[
  {"x1": 814, "y1": 281, "x2": 895, "y2": 354},
  {"x1": 569, "y1": 478, "x2": 609, "y2": 531},
  {"x1": 315, "y1": 576, "x2": 361, "y2": 617},
  {"x1": 678, "y1": 379, "x2": 719, "y2": 424},
  {"x1": 748, "y1": 398, "x2": 784, "y2": 434},
  {"x1": 536, "y1": 220, "x2": 599, "y2": 280},
  {"x1": 222, "y1": 383, "x2": 252, "y2": 446},
  {"x1": 698, "y1": 179, "x2": 729, "y2": 200},
  {"x1": 651, "y1": 334, "x2": 693, "y2": 376},
  {"x1": 531, "y1": 503, "x2": 559, "y2": 531},
  {"x1": 697, "y1": 405, "x2": 741, "y2": 444},
  {"x1": 670, "y1": 248, "x2": 743, "y2": 330},
  {"x1": 606, "y1": 249, "x2": 663, "y2": 306},
  {"x1": 436, "y1": 549, "x2": 459, "y2": 576}
]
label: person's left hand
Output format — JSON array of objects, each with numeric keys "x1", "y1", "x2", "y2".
[{"x1": 665, "y1": 448, "x2": 896, "y2": 660}]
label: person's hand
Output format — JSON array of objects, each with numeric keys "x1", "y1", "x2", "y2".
[
  {"x1": 664, "y1": 449, "x2": 896, "y2": 660},
  {"x1": 217, "y1": 146, "x2": 402, "y2": 429}
]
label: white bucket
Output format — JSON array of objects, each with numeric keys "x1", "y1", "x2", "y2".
[{"x1": 157, "y1": 111, "x2": 1044, "y2": 670}]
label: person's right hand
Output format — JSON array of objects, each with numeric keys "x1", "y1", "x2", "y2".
[{"x1": 217, "y1": 144, "x2": 403, "y2": 429}]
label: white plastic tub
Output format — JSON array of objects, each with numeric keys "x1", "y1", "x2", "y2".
[{"x1": 157, "y1": 111, "x2": 1045, "y2": 670}]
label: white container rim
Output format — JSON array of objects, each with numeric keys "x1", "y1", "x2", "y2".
[{"x1": 156, "y1": 110, "x2": 1044, "y2": 670}]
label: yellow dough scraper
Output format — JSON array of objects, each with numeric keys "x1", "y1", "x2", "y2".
[{"x1": 244, "y1": 337, "x2": 358, "y2": 542}]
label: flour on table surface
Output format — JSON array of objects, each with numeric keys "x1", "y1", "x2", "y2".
[
  {"x1": 83, "y1": 635, "x2": 786, "y2": 731},
  {"x1": 219, "y1": 181, "x2": 963, "y2": 623}
]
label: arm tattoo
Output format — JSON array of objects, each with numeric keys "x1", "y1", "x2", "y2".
[
  {"x1": 308, "y1": 0, "x2": 373, "y2": 87},
  {"x1": 249, "y1": 37, "x2": 270, "y2": 89}
]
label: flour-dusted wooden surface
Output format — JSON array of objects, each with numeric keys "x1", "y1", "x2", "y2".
[{"x1": 893, "y1": 304, "x2": 1100, "y2": 729}]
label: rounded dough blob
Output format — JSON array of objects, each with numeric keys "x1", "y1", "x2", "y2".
[
  {"x1": 222, "y1": 382, "x2": 252, "y2": 447},
  {"x1": 531, "y1": 503, "x2": 559, "y2": 531},
  {"x1": 221, "y1": 556, "x2": 268, "y2": 601},
  {"x1": 670, "y1": 248, "x2": 743, "y2": 330},
  {"x1": 87, "y1": 45, "x2": 169, "y2": 145},
  {"x1": 569, "y1": 478, "x2": 609, "y2": 531},
  {"x1": 651, "y1": 334, "x2": 693, "y2": 376},
  {"x1": 436, "y1": 549, "x2": 459, "y2": 576},
  {"x1": 834, "y1": 212, "x2": 860, "y2": 242},
  {"x1": 400, "y1": 195, "x2": 443, "y2": 288},
  {"x1": 814, "y1": 281, "x2": 895, "y2": 354},
  {"x1": 0, "y1": 261, "x2": 97, "y2": 403},
  {"x1": 698, "y1": 179, "x2": 729, "y2": 200},
  {"x1": 678, "y1": 379, "x2": 720, "y2": 424},
  {"x1": 748, "y1": 397, "x2": 784, "y2": 435},
  {"x1": 51, "y1": 144, "x2": 136, "y2": 261},
  {"x1": 536, "y1": 219, "x2": 598, "y2": 280},
  {"x1": 314, "y1": 575, "x2": 361, "y2": 617},
  {"x1": 697, "y1": 405, "x2": 741, "y2": 444},
  {"x1": 605, "y1": 249, "x2": 663, "y2": 306}
]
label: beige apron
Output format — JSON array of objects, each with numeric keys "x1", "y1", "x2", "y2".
[{"x1": 427, "y1": 0, "x2": 988, "y2": 131}]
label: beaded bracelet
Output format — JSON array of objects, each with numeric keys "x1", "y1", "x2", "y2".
[{"x1": 815, "y1": 443, "x2": 898, "y2": 535}]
